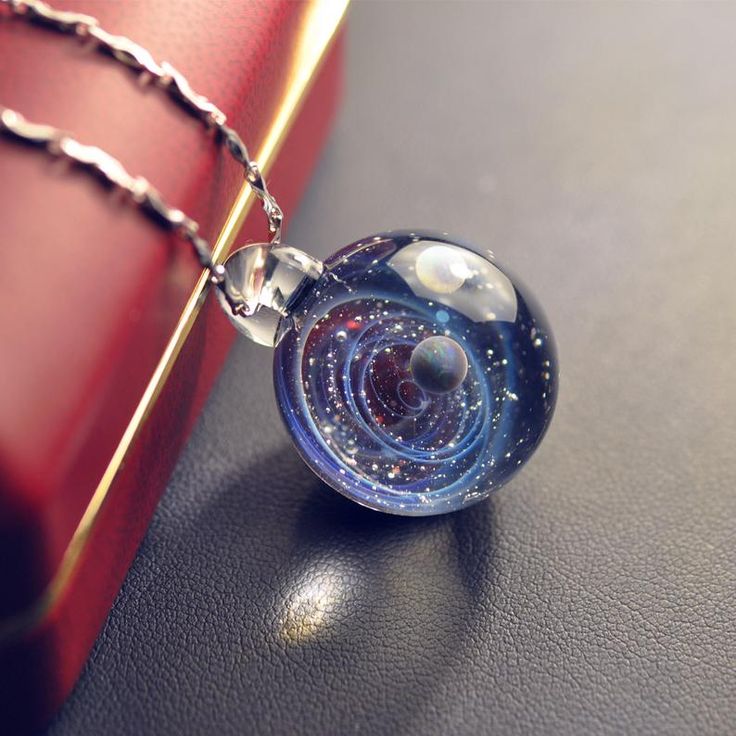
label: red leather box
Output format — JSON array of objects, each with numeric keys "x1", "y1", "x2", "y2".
[{"x1": 0, "y1": 1, "x2": 346, "y2": 730}]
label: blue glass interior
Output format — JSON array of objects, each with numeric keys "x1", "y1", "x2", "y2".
[{"x1": 274, "y1": 231, "x2": 558, "y2": 516}]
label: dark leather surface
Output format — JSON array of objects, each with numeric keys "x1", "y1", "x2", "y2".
[{"x1": 47, "y1": 3, "x2": 736, "y2": 734}]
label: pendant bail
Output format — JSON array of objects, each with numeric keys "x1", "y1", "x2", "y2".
[{"x1": 215, "y1": 243, "x2": 324, "y2": 347}]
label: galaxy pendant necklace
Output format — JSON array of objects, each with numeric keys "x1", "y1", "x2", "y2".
[
  {"x1": 2, "y1": 0, "x2": 558, "y2": 516},
  {"x1": 220, "y1": 233, "x2": 557, "y2": 515}
]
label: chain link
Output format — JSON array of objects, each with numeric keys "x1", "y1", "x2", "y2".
[
  {"x1": 0, "y1": 0, "x2": 284, "y2": 243},
  {"x1": 0, "y1": 106, "x2": 251, "y2": 315}
]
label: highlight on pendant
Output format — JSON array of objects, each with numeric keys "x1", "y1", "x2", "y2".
[{"x1": 415, "y1": 244, "x2": 472, "y2": 294}]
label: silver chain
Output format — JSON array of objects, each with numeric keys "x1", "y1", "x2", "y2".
[
  {"x1": 0, "y1": 105, "x2": 250, "y2": 315},
  {"x1": 0, "y1": 0, "x2": 284, "y2": 244}
]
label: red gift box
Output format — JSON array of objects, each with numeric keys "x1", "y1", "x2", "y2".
[{"x1": 0, "y1": 0, "x2": 347, "y2": 730}]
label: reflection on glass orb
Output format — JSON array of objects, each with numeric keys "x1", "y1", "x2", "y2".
[
  {"x1": 410, "y1": 336, "x2": 468, "y2": 394},
  {"x1": 415, "y1": 244, "x2": 471, "y2": 294},
  {"x1": 274, "y1": 230, "x2": 558, "y2": 516}
]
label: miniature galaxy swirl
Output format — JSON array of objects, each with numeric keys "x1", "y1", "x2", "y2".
[{"x1": 220, "y1": 231, "x2": 558, "y2": 516}]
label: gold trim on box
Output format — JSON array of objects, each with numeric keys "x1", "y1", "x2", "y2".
[{"x1": 0, "y1": 0, "x2": 349, "y2": 644}]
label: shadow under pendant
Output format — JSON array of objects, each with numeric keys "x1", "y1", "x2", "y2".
[{"x1": 219, "y1": 231, "x2": 558, "y2": 516}]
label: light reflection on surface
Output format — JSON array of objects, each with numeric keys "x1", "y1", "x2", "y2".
[{"x1": 278, "y1": 559, "x2": 358, "y2": 645}]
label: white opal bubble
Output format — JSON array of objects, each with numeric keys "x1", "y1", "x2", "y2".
[{"x1": 415, "y1": 245, "x2": 471, "y2": 294}]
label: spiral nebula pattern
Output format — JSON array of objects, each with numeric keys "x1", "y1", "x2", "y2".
[{"x1": 274, "y1": 232, "x2": 557, "y2": 515}]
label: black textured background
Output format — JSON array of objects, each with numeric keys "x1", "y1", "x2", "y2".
[{"x1": 48, "y1": 3, "x2": 736, "y2": 734}]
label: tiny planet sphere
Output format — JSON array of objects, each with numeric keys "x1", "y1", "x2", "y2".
[
  {"x1": 409, "y1": 335, "x2": 469, "y2": 394},
  {"x1": 415, "y1": 245, "x2": 471, "y2": 294}
]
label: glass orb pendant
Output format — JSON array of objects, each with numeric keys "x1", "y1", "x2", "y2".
[{"x1": 217, "y1": 231, "x2": 557, "y2": 516}]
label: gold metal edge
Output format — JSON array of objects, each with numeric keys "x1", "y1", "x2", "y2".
[{"x1": 0, "y1": 0, "x2": 350, "y2": 644}]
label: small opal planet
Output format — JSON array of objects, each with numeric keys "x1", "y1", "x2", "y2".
[{"x1": 409, "y1": 335, "x2": 468, "y2": 394}]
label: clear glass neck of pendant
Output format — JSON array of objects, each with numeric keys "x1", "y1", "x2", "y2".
[{"x1": 216, "y1": 243, "x2": 324, "y2": 347}]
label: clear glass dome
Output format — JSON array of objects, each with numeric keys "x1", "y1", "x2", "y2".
[{"x1": 272, "y1": 231, "x2": 558, "y2": 516}]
